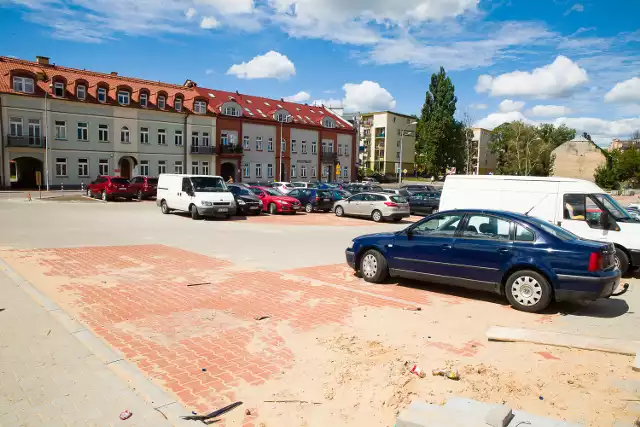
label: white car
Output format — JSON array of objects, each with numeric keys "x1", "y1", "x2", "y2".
[
  {"x1": 271, "y1": 182, "x2": 296, "y2": 194},
  {"x1": 292, "y1": 182, "x2": 317, "y2": 189}
]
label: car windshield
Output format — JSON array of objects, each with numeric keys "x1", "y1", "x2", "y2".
[
  {"x1": 390, "y1": 196, "x2": 407, "y2": 203},
  {"x1": 592, "y1": 193, "x2": 633, "y2": 220},
  {"x1": 111, "y1": 178, "x2": 130, "y2": 185},
  {"x1": 190, "y1": 176, "x2": 227, "y2": 192},
  {"x1": 265, "y1": 188, "x2": 283, "y2": 196},
  {"x1": 147, "y1": 178, "x2": 158, "y2": 185},
  {"x1": 232, "y1": 186, "x2": 252, "y2": 196},
  {"x1": 527, "y1": 217, "x2": 577, "y2": 241}
]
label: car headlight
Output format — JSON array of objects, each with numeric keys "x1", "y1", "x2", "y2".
[
  {"x1": 347, "y1": 240, "x2": 354, "y2": 250},
  {"x1": 201, "y1": 201, "x2": 213, "y2": 206},
  {"x1": 281, "y1": 201, "x2": 289, "y2": 205},
  {"x1": 238, "y1": 199, "x2": 246, "y2": 205},
  {"x1": 258, "y1": 200, "x2": 263, "y2": 206}
]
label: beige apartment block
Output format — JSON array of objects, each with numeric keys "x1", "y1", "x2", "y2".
[
  {"x1": 360, "y1": 111, "x2": 417, "y2": 176},
  {"x1": 552, "y1": 138, "x2": 607, "y2": 182},
  {"x1": 470, "y1": 128, "x2": 497, "y2": 175}
]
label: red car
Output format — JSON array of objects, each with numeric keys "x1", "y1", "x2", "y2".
[
  {"x1": 129, "y1": 176, "x2": 158, "y2": 201},
  {"x1": 87, "y1": 176, "x2": 134, "y2": 201},
  {"x1": 249, "y1": 186, "x2": 301, "y2": 214}
]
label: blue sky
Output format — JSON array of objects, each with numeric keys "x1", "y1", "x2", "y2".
[{"x1": 1, "y1": 0, "x2": 639, "y2": 145}]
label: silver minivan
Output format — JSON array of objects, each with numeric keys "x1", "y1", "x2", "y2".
[{"x1": 334, "y1": 192, "x2": 410, "y2": 222}]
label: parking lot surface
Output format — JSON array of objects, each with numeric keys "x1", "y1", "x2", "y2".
[{"x1": 1, "y1": 197, "x2": 639, "y2": 427}]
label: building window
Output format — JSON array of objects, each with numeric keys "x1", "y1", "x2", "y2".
[
  {"x1": 281, "y1": 138, "x2": 286, "y2": 153},
  {"x1": 175, "y1": 97, "x2": 183, "y2": 112},
  {"x1": 311, "y1": 166, "x2": 317, "y2": 178},
  {"x1": 243, "y1": 135, "x2": 250, "y2": 150},
  {"x1": 158, "y1": 96, "x2": 166, "y2": 109},
  {"x1": 175, "y1": 130, "x2": 183, "y2": 146},
  {"x1": 121, "y1": 126, "x2": 130, "y2": 143},
  {"x1": 290, "y1": 164, "x2": 297, "y2": 178},
  {"x1": 158, "y1": 129, "x2": 166, "y2": 145},
  {"x1": 140, "y1": 92, "x2": 148, "y2": 107},
  {"x1": 220, "y1": 132, "x2": 229, "y2": 145},
  {"x1": 28, "y1": 120, "x2": 41, "y2": 145},
  {"x1": 291, "y1": 140, "x2": 297, "y2": 153},
  {"x1": 202, "y1": 161, "x2": 210, "y2": 175},
  {"x1": 140, "y1": 127, "x2": 149, "y2": 144},
  {"x1": 97, "y1": 87, "x2": 107, "y2": 103},
  {"x1": 301, "y1": 141, "x2": 307, "y2": 154},
  {"x1": 55, "y1": 121, "x2": 67, "y2": 140},
  {"x1": 140, "y1": 160, "x2": 149, "y2": 176},
  {"x1": 78, "y1": 159, "x2": 89, "y2": 177},
  {"x1": 343, "y1": 166, "x2": 349, "y2": 178},
  {"x1": 53, "y1": 82, "x2": 65, "y2": 97},
  {"x1": 76, "y1": 85, "x2": 86, "y2": 100},
  {"x1": 329, "y1": 141, "x2": 334, "y2": 152},
  {"x1": 255, "y1": 163, "x2": 262, "y2": 178},
  {"x1": 9, "y1": 118, "x2": 23, "y2": 136},
  {"x1": 12, "y1": 76, "x2": 34, "y2": 93},
  {"x1": 322, "y1": 166, "x2": 329, "y2": 178},
  {"x1": 243, "y1": 163, "x2": 250, "y2": 178},
  {"x1": 276, "y1": 112, "x2": 290, "y2": 122},
  {"x1": 202, "y1": 132, "x2": 210, "y2": 146},
  {"x1": 191, "y1": 161, "x2": 199, "y2": 175},
  {"x1": 311, "y1": 141, "x2": 317, "y2": 154},
  {"x1": 267, "y1": 164, "x2": 274, "y2": 178},
  {"x1": 55, "y1": 158, "x2": 67, "y2": 177},
  {"x1": 194, "y1": 100, "x2": 207, "y2": 114},
  {"x1": 267, "y1": 137, "x2": 274, "y2": 152},
  {"x1": 301, "y1": 165, "x2": 307, "y2": 178},
  {"x1": 158, "y1": 160, "x2": 167, "y2": 175},
  {"x1": 174, "y1": 161, "x2": 183, "y2": 174},
  {"x1": 98, "y1": 124, "x2": 109, "y2": 142},
  {"x1": 256, "y1": 136, "x2": 263, "y2": 151},
  {"x1": 98, "y1": 159, "x2": 109, "y2": 176},
  {"x1": 396, "y1": 152, "x2": 400, "y2": 160},
  {"x1": 338, "y1": 144, "x2": 342, "y2": 156},
  {"x1": 117, "y1": 90, "x2": 130, "y2": 105},
  {"x1": 324, "y1": 118, "x2": 335, "y2": 128},
  {"x1": 77, "y1": 122, "x2": 88, "y2": 141},
  {"x1": 192, "y1": 132, "x2": 199, "y2": 146},
  {"x1": 223, "y1": 106, "x2": 240, "y2": 117}
]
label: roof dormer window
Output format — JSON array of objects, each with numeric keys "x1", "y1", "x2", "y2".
[
  {"x1": 324, "y1": 118, "x2": 336, "y2": 128},
  {"x1": 223, "y1": 106, "x2": 240, "y2": 117},
  {"x1": 117, "y1": 90, "x2": 130, "y2": 105},
  {"x1": 13, "y1": 76, "x2": 35, "y2": 93},
  {"x1": 53, "y1": 82, "x2": 65, "y2": 97},
  {"x1": 97, "y1": 87, "x2": 107, "y2": 103},
  {"x1": 140, "y1": 92, "x2": 148, "y2": 107},
  {"x1": 158, "y1": 95, "x2": 166, "y2": 109},
  {"x1": 76, "y1": 85, "x2": 86, "y2": 100},
  {"x1": 194, "y1": 100, "x2": 207, "y2": 114},
  {"x1": 175, "y1": 97, "x2": 183, "y2": 112},
  {"x1": 276, "y1": 112, "x2": 291, "y2": 123}
]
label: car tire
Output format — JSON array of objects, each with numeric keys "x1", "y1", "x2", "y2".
[
  {"x1": 504, "y1": 270, "x2": 552, "y2": 313},
  {"x1": 190, "y1": 204, "x2": 201, "y2": 220},
  {"x1": 137, "y1": 190, "x2": 143, "y2": 201},
  {"x1": 87, "y1": 188, "x2": 93, "y2": 198},
  {"x1": 371, "y1": 210, "x2": 383, "y2": 222},
  {"x1": 614, "y1": 248, "x2": 630, "y2": 276},
  {"x1": 335, "y1": 206, "x2": 344, "y2": 217},
  {"x1": 160, "y1": 200, "x2": 170, "y2": 214},
  {"x1": 269, "y1": 203, "x2": 277, "y2": 215},
  {"x1": 393, "y1": 218, "x2": 402, "y2": 222},
  {"x1": 101, "y1": 190, "x2": 108, "y2": 202},
  {"x1": 360, "y1": 249, "x2": 388, "y2": 283},
  {"x1": 305, "y1": 203, "x2": 313, "y2": 213}
]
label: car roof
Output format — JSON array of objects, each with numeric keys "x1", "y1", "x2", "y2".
[{"x1": 437, "y1": 209, "x2": 545, "y2": 223}]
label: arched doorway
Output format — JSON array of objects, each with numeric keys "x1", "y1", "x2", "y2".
[
  {"x1": 117, "y1": 156, "x2": 137, "y2": 179},
  {"x1": 10, "y1": 157, "x2": 43, "y2": 189},
  {"x1": 220, "y1": 162, "x2": 235, "y2": 182}
]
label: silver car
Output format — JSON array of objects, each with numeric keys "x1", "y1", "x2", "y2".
[{"x1": 334, "y1": 192, "x2": 410, "y2": 222}]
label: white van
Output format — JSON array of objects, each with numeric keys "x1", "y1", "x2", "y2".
[
  {"x1": 440, "y1": 175, "x2": 640, "y2": 274},
  {"x1": 156, "y1": 174, "x2": 236, "y2": 219}
]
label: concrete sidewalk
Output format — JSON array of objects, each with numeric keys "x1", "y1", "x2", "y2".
[{"x1": 0, "y1": 267, "x2": 172, "y2": 427}]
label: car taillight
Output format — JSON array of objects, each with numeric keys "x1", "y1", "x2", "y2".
[
  {"x1": 315, "y1": 196, "x2": 320, "y2": 201},
  {"x1": 588, "y1": 252, "x2": 604, "y2": 272},
  {"x1": 143, "y1": 183, "x2": 148, "y2": 190},
  {"x1": 384, "y1": 202, "x2": 398, "y2": 207}
]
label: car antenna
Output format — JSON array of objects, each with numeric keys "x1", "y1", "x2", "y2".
[{"x1": 524, "y1": 194, "x2": 550, "y2": 216}]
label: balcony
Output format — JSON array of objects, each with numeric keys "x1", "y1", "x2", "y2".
[
  {"x1": 190, "y1": 145, "x2": 215, "y2": 155},
  {"x1": 219, "y1": 144, "x2": 243, "y2": 155},
  {"x1": 321, "y1": 151, "x2": 338, "y2": 162},
  {"x1": 6, "y1": 135, "x2": 47, "y2": 148}
]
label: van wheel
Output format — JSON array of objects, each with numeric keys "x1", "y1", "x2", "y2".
[
  {"x1": 160, "y1": 200, "x2": 170, "y2": 214},
  {"x1": 190, "y1": 204, "x2": 201, "y2": 220},
  {"x1": 614, "y1": 248, "x2": 630, "y2": 276},
  {"x1": 505, "y1": 270, "x2": 552, "y2": 313},
  {"x1": 305, "y1": 203, "x2": 313, "y2": 213},
  {"x1": 371, "y1": 210, "x2": 383, "y2": 222},
  {"x1": 335, "y1": 206, "x2": 344, "y2": 217},
  {"x1": 360, "y1": 250, "x2": 388, "y2": 283},
  {"x1": 269, "y1": 203, "x2": 277, "y2": 215}
]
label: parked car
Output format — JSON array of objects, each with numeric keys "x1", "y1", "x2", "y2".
[
  {"x1": 626, "y1": 206, "x2": 640, "y2": 221},
  {"x1": 383, "y1": 188, "x2": 412, "y2": 198},
  {"x1": 334, "y1": 192, "x2": 410, "y2": 222},
  {"x1": 228, "y1": 184, "x2": 263, "y2": 215},
  {"x1": 287, "y1": 188, "x2": 334, "y2": 213},
  {"x1": 331, "y1": 189, "x2": 352, "y2": 202},
  {"x1": 408, "y1": 191, "x2": 440, "y2": 215},
  {"x1": 129, "y1": 176, "x2": 158, "y2": 200},
  {"x1": 156, "y1": 174, "x2": 236, "y2": 219},
  {"x1": 87, "y1": 176, "x2": 134, "y2": 201},
  {"x1": 271, "y1": 182, "x2": 296, "y2": 194},
  {"x1": 345, "y1": 209, "x2": 621, "y2": 313},
  {"x1": 402, "y1": 184, "x2": 439, "y2": 194},
  {"x1": 291, "y1": 182, "x2": 318, "y2": 189},
  {"x1": 249, "y1": 186, "x2": 302, "y2": 214},
  {"x1": 362, "y1": 177, "x2": 379, "y2": 184}
]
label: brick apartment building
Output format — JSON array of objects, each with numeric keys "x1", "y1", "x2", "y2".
[{"x1": 0, "y1": 55, "x2": 355, "y2": 189}]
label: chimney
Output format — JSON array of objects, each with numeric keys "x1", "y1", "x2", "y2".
[
  {"x1": 36, "y1": 56, "x2": 50, "y2": 65},
  {"x1": 110, "y1": 71, "x2": 118, "y2": 76}
]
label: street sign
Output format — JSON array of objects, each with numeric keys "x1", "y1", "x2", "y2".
[
  {"x1": 35, "y1": 171, "x2": 41, "y2": 186},
  {"x1": 403, "y1": 169, "x2": 408, "y2": 174},
  {"x1": 335, "y1": 164, "x2": 341, "y2": 175}
]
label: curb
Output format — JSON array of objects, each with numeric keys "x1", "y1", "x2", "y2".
[{"x1": 0, "y1": 258, "x2": 191, "y2": 427}]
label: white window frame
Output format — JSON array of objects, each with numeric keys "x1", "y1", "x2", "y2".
[
  {"x1": 55, "y1": 120, "x2": 67, "y2": 140},
  {"x1": 192, "y1": 132, "x2": 199, "y2": 146},
  {"x1": 174, "y1": 130, "x2": 183, "y2": 146},
  {"x1": 120, "y1": 126, "x2": 130, "y2": 143},
  {"x1": 290, "y1": 164, "x2": 297, "y2": 178},
  {"x1": 77, "y1": 122, "x2": 89, "y2": 141},
  {"x1": 223, "y1": 106, "x2": 240, "y2": 117},
  {"x1": 267, "y1": 137, "x2": 274, "y2": 152},
  {"x1": 243, "y1": 135, "x2": 250, "y2": 149},
  {"x1": 78, "y1": 158, "x2": 89, "y2": 177},
  {"x1": 202, "y1": 132, "x2": 210, "y2": 147},
  {"x1": 140, "y1": 127, "x2": 149, "y2": 144},
  {"x1": 139, "y1": 92, "x2": 148, "y2": 107},
  {"x1": 53, "y1": 82, "x2": 65, "y2": 97},
  {"x1": 140, "y1": 160, "x2": 150, "y2": 176},
  {"x1": 9, "y1": 117, "x2": 23, "y2": 137},
  {"x1": 55, "y1": 158, "x2": 67, "y2": 177},
  {"x1": 301, "y1": 141, "x2": 307, "y2": 154},
  {"x1": 98, "y1": 159, "x2": 109, "y2": 176},
  {"x1": 97, "y1": 87, "x2": 107, "y2": 103},
  {"x1": 194, "y1": 100, "x2": 207, "y2": 114},
  {"x1": 324, "y1": 118, "x2": 335, "y2": 128},
  {"x1": 76, "y1": 85, "x2": 86, "y2": 100},
  {"x1": 291, "y1": 140, "x2": 297, "y2": 153},
  {"x1": 98, "y1": 124, "x2": 109, "y2": 142},
  {"x1": 117, "y1": 90, "x2": 130, "y2": 105},
  {"x1": 175, "y1": 97, "x2": 183, "y2": 112},
  {"x1": 267, "y1": 164, "x2": 274, "y2": 178},
  {"x1": 174, "y1": 161, "x2": 183, "y2": 174},
  {"x1": 311, "y1": 166, "x2": 317, "y2": 178},
  {"x1": 191, "y1": 161, "x2": 199, "y2": 175},
  {"x1": 329, "y1": 141, "x2": 334, "y2": 152},
  {"x1": 301, "y1": 165, "x2": 307, "y2": 178},
  {"x1": 243, "y1": 163, "x2": 250, "y2": 178},
  {"x1": 343, "y1": 166, "x2": 349, "y2": 178},
  {"x1": 158, "y1": 129, "x2": 166, "y2": 145},
  {"x1": 13, "y1": 76, "x2": 34, "y2": 93},
  {"x1": 256, "y1": 136, "x2": 263, "y2": 151},
  {"x1": 220, "y1": 132, "x2": 229, "y2": 145},
  {"x1": 158, "y1": 160, "x2": 167, "y2": 175},
  {"x1": 28, "y1": 119, "x2": 41, "y2": 145},
  {"x1": 311, "y1": 141, "x2": 317, "y2": 154},
  {"x1": 338, "y1": 144, "x2": 342, "y2": 156},
  {"x1": 158, "y1": 96, "x2": 166, "y2": 110},
  {"x1": 202, "y1": 161, "x2": 210, "y2": 175},
  {"x1": 255, "y1": 163, "x2": 262, "y2": 178}
]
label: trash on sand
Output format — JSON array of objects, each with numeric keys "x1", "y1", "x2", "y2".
[
  {"x1": 254, "y1": 315, "x2": 271, "y2": 321},
  {"x1": 539, "y1": 396, "x2": 544, "y2": 401},
  {"x1": 201, "y1": 368, "x2": 207, "y2": 372},
  {"x1": 432, "y1": 368, "x2": 460, "y2": 380},
  {"x1": 119, "y1": 410, "x2": 133, "y2": 420},
  {"x1": 410, "y1": 365, "x2": 426, "y2": 378},
  {"x1": 181, "y1": 401, "x2": 243, "y2": 422},
  {"x1": 186, "y1": 282, "x2": 212, "y2": 287},
  {"x1": 403, "y1": 307, "x2": 422, "y2": 311},
  {"x1": 245, "y1": 409, "x2": 252, "y2": 415}
]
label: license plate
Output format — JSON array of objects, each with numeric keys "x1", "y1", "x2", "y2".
[
  {"x1": 119, "y1": 187, "x2": 126, "y2": 190},
  {"x1": 250, "y1": 206, "x2": 259, "y2": 210},
  {"x1": 218, "y1": 208, "x2": 228, "y2": 212},
  {"x1": 293, "y1": 206, "x2": 300, "y2": 210},
  {"x1": 323, "y1": 199, "x2": 331, "y2": 202}
]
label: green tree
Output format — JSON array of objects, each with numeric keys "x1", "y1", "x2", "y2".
[
  {"x1": 617, "y1": 147, "x2": 640, "y2": 186},
  {"x1": 416, "y1": 67, "x2": 465, "y2": 175},
  {"x1": 535, "y1": 124, "x2": 576, "y2": 175}
]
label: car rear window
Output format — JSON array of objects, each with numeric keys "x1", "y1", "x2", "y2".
[
  {"x1": 399, "y1": 189, "x2": 411, "y2": 197},
  {"x1": 528, "y1": 217, "x2": 577, "y2": 241},
  {"x1": 390, "y1": 196, "x2": 407, "y2": 203},
  {"x1": 111, "y1": 178, "x2": 130, "y2": 185},
  {"x1": 147, "y1": 178, "x2": 158, "y2": 185},
  {"x1": 318, "y1": 191, "x2": 332, "y2": 198}
]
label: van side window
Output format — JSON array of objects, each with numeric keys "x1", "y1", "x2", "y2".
[
  {"x1": 182, "y1": 178, "x2": 192, "y2": 193},
  {"x1": 563, "y1": 194, "x2": 586, "y2": 220}
]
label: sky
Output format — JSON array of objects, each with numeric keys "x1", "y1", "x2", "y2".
[{"x1": 1, "y1": 0, "x2": 639, "y2": 146}]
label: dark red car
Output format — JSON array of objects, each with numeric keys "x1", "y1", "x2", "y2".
[
  {"x1": 249, "y1": 186, "x2": 301, "y2": 214},
  {"x1": 129, "y1": 176, "x2": 158, "y2": 201},
  {"x1": 87, "y1": 176, "x2": 134, "y2": 201}
]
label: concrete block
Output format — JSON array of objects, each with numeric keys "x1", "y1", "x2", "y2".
[
  {"x1": 633, "y1": 349, "x2": 640, "y2": 372},
  {"x1": 394, "y1": 401, "x2": 486, "y2": 427},
  {"x1": 485, "y1": 405, "x2": 514, "y2": 427}
]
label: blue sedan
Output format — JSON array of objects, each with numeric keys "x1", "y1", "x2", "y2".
[{"x1": 345, "y1": 209, "x2": 621, "y2": 312}]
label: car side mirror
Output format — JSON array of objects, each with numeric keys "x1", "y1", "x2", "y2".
[{"x1": 599, "y1": 211, "x2": 612, "y2": 229}]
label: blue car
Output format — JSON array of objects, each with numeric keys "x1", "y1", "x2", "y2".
[{"x1": 345, "y1": 209, "x2": 620, "y2": 312}]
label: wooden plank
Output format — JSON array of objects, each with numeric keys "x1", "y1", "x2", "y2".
[{"x1": 486, "y1": 326, "x2": 639, "y2": 356}]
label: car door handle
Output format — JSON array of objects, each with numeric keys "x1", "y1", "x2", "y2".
[
  {"x1": 498, "y1": 248, "x2": 510, "y2": 254},
  {"x1": 441, "y1": 244, "x2": 452, "y2": 250}
]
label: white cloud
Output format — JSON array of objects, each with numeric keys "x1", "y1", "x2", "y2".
[
  {"x1": 475, "y1": 56, "x2": 589, "y2": 98},
  {"x1": 342, "y1": 81, "x2": 396, "y2": 112},
  {"x1": 498, "y1": 99, "x2": 525, "y2": 113},
  {"x1": 185, "y1": 7, "x2": 197, "y2": 19},
  {"x1": 473, "y1": 111, "x2": 533, "y2": 130},
  {"x1": 604, "y1": 77, "x2": 640, "y2": 103},
  {"x1": 312, "y1": 98, "x2": 343, "y2": 108},
  {"x1": 564, "y1": 3, "x2": 584, "y2": 16},
  {"x1": 529, "y1": 105, "x2": 572, "y2": 117},
  {"x1": 227, "y1": 51, "x2": 296, "y2": 80},
  {"x1": 553, "y1": 117, "x2": 640, "y2": 143},
  {"x1": 284, "y1": 91, "x2": 311, "y2": 103},
  {"x1": 197, "y1": 0, "x2": 254, "y2": 15},
  {"x1": 200, "y1": 16, "x2": 219, "y2": 29},
  {"x1": 470, "y1": 103, "x2": 488, "y2": 110}
]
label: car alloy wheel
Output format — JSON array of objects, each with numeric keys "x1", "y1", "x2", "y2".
[
  {"x1": 102, "y1": 190, "x2": 107, "y2": 202},
  {"x1": 362, "y1": 254, "x2": 378, "y2": 279},
  {"x1": 372, "y1": 210, "x2": 382, "y2": 222},
  {"x1": 335, "y1": 206, "x2": 344, "y2": 217},
  {"x1": 137, "y1": 190, "x2": 143, "y2": 201},
  {"x1": 305, "y1": 203, "x2": 313, "y2": 213},
  {"x1": 87, "y1": 189, "x2": 92, "y2": 198},
  {"x1": 269, "y1": 203, "x2": 277, "y2": 215}
]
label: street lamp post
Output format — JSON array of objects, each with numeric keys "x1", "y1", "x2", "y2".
[
  {"x1": 44, "y1": 85, "x2": 52, "y2": 191},
  {"x1": 279, "y1": 114, "x2": 292, "y2": 182},
  {"x1": 398, "y1": 121, "x2": 418, "y2": 186}
]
